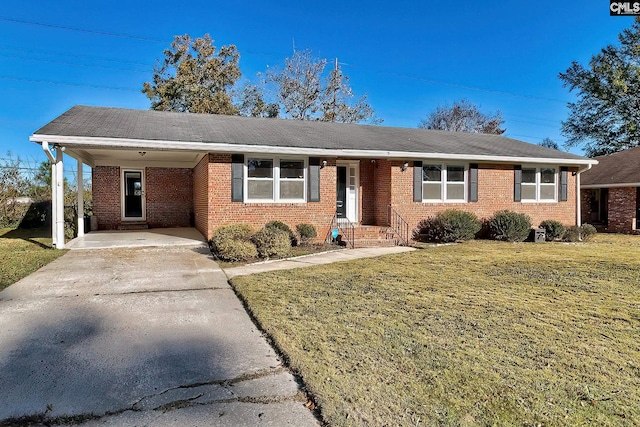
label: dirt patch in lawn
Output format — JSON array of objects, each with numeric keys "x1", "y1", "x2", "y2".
[{"x1": 231, "y1": 234, "x2": 640, "y2": 426}]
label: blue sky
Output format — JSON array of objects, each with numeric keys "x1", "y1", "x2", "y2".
[{"x1": 0, "y1": 0, "x2": 633, "y2": 180}]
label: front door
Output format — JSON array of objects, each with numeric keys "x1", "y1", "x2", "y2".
[
  {"x1": 122, "y1": 170, "x2": 145, "y2": 220},
  {"x1": 336, "y1": 163, "x2": 358, "y2": 222}
]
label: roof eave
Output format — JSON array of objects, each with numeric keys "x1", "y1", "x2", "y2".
[{"x1": 30, "y1": 134, "x2": 597, "y2": 166}]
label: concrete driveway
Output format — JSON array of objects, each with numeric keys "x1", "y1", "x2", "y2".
[{"x1": 0, "y1": 244, "x2": 318, "y2": 426}]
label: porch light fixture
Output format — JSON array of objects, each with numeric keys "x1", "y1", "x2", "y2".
[
  {"x1": 401, "y1": 161, "x2": 409, "y2": 172},
  {"x1": 138, "y1": 151, "x2": 146, "y2": 157},
  {"x1": 321, "y1": 160, "x2": 327, "y2": 169}
]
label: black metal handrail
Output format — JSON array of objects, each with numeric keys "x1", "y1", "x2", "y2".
[
  {"x1": 326, "y1": 213, "x2": 355, "y2": 248},
  {"x1": 387, "y1": 205, "x2": 409, "y2": 246}
]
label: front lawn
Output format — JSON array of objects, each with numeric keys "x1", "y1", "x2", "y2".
[
  {"x1": 231, "y1": 234, "x2": 640, "y2": 426},
  {"x1": 0, "y1": 228, "x2": 66, "y2": 291}
]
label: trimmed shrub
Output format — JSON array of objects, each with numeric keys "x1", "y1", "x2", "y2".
[
  {"x1": 296, "y1": 223, "x2": 317, "y2": 245},
  {"x1": 563, "y1": 226, "x2": 581, "y2": 242},
  {"x1": 539, "y1": 220, "x2": 566, "y2": 241},
  {"x1": 252, "y1": 227, "x2": 291, "y2": 258},
  {"x1": 414, "y1": 209, "x2": 481, "y2": 243},
  {"x1": 265, "y1": 220, "x2": 298, "y2": 246},
  {"x1": 210, "y1": 224, "x2": 258, "y2": 261},
  {"x1": 489, "y1": 210, "x2": 532, "y2": 242},
  {"x1": 580, "y1": 223, "x2": 597, "y2": 241},
  {"x1": 562, "y1": 224, "x2": 598, "y2": 242}
]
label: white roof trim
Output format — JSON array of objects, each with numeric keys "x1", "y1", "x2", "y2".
[
  {"x1": 581, "y1": 182, "x2": 640, "y2": 189},
  {"x1": 30, "y1": 134, "x2": 598, "y2": 166}
]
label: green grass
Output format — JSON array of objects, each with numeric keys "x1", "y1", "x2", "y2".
[
  {"x1": 231, "y1": 234, "x2": 640, "y2": 426},
  {"x1": 0, "y1": 228, "x2": 67, "y2": 291}
]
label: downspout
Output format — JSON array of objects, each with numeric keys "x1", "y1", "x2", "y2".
[{"x1": 575, "y1": 164, "x2": 593, "y2": 227}]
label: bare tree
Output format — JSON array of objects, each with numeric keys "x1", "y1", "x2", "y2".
[{"x1": 419, "y1": 100, "x2": 505, "y2": 134}]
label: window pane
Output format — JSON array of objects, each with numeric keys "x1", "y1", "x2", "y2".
[
  {"x1": 541, "y1": 168, "x2": 556, "y2": 184},
  {"x1": 540, "y1": 184, "x2": 555, "y2": 200},
  {"x1": 280, "y1": 181, "x2": 304, "y2": 199},
  {"x1": 446, "y1": 183, "x2": 465, "y2": 200},
  {"x1": 248, "y1": 159, "x2": 273, "y2": 178},
  {"x1": 280, "y1": 160, "x2": 304, "y2": 179},
  {"x1": 522, "y1": 168, "x2": 536, "y2": 184},
  {"x1": 447, "y1": 165, "x2": 464, "y2": 182},
  {"x1": 248, "y1": 180, "x2": 273, "y2": 199},
  {"x1": 423, "y1": 183, "x2": 441, "y2": 199},
  {"x1": 522, "y1": 184, "x2": 536, "y2": 200},
  {"x1": 423, "y1": 165, "x2": 442, "y2": 182}
]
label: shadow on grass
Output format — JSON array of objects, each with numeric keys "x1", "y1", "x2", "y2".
[{"x1": 0, "y1": 228, "x2": 52, "y2": 250}]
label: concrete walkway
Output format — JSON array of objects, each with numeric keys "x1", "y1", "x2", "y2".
[
  {"x1": 224, "y1": 246, "x2": 415, "y2": 278},
  {"x1": 0, "y1": 245, "x2": 318, "y2": 426},
  {"x1": 65, "y1": 227, "x2": 205, "y2": 250}
]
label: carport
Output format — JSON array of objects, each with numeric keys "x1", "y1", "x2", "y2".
[{"x1": 65, "y1": 227, "x2": 206, "y2": 250}]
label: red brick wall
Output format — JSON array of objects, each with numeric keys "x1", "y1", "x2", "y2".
[
  {"x1": 93, "y1": 166, "x2": 193, "y2": 230},
  {"x1": 145, "y1": 167, "x2": 193, "y2": 228},
  {"x1": 204, "y1": 155, "x2": 337, "y2": 239},
  {"x1": 93, "y1": 166, "x2": 121, "y2": 230},
  {"x1": 607, "y1": 187, "x2": 636, "y2": 232},
  {"x1": 193, "y1": 155, "x2": 209, "y2": 237},
  {"x1": 360, "y1": 160, "x2": 375, "y2": 224},
  {"x1": 387, "y1": 162, "x2": 578, "y2": 234}
]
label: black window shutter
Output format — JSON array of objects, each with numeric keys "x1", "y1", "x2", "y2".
[
  {"x1": 560, "y1": 166, "x2": 568, "y2": 202},
  {"x1": 231, "y1": 154, "x2": 244, "y2": 202},
  {"x1": 413, "y1": 161, "x2": 423, "y2": 202},
  {"x1": 514, "y1": 165, "x2": 522, "y2": 202},
  {"x1": 469, "y1": 163, "x2": 478, "y2": 202},
  {"x1": 308, "y1": 157, "x2": 321, "y2": 202}
]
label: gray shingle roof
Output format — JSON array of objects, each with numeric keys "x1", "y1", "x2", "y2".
[
  {"x1": 33, "y1": 105, "x2": 589, "y2": 162},
  {"x1": 581, "y1": 146, "x2": 640, "y2": 186}
]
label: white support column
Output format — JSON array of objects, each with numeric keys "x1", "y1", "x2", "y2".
[
  {"x1": 50, "y1": 153, "x2": 57, "y2": 247},
  {"x1": 55, "y1": 148, "x2": 65, "y2": 249},
  {"x1": 576, "y1": 172, "x2": 581, "y2": 227},
  {"x1": 77, "y1": 159, "x2": 84, "y2": 237}
]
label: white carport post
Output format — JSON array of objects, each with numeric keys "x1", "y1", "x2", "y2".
[
  {"x1": 77, "y1": 159, "x2": 84, "y2": 237},
  {"x1": 54, "y1": 147, "x2": 65, "y2": 249}
]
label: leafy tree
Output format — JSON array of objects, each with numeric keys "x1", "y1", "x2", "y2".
[
  {"x1": 559, "y1": 17, "x2": 640, "y2": 157},
  {"x1": 0, "y1": 154, "x2": 29, "y2": 227},
  {"x1": 419, "y1": 100, "x2": 505, "y2": 134},
  {"x1": 237, "y1": 83, "x2": 279, "y2": 118},
  {"x1": 538, "y1": 137, "x2": 560, "y2": 150},
  {"x1": 266, "y1": 50, "x2": 377, "y2": 123},
  {"x1": 142, "y1": 34, "x2": 241, "y2": 115}
]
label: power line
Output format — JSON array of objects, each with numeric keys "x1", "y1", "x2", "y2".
[
  {"x1": 0, "y1": 17, "x2": 166, "y2": 43},
  {"x1": 0, "y1": 76, "x2": 139, "y2": 92},
  {"x1": 0, "y1": 53, "x2": 149, "y2": 73},
  {"x1": 0, "y1": 44, "x2": 154, "y2": 67}
]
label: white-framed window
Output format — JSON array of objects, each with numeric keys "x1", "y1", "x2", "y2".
[
  {"x1": 521, "y1": 166, "x2": 557, "y2": 202},
  {"x1": 422, "y1": 163, "x2": 467, "y2": 202},
  {"x1": 246, "y1": 157, "x2": 306, "y2": 202}
]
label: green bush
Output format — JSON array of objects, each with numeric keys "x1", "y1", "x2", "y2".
[
  {"x1": 252, "y1": 227, "x2": 291, "y2": 258},
  {"x1": 562, "y1": 224, "x2": 597, "y2": 242},
  {"x1": 539, "y1": 220, "x2": 566, "y2": 241},
  {"x1": 296, "y1": 223, "x2": 317, "y2": 245},
  {"x1": 580, "y1": 223, "x2": 597, "y2": 241},
  {"x1": 209, "y1": 224, "x2": 258, "y2": 261},
  {"x1": 265, "y1": 220, "x2": 298, "y2": 246},
  {"x1": 414, "y1": 209, "x2": 481, "y2": 243},
  {"x1": 489, "y1": 210, "x2": 532, "y2": 242}
]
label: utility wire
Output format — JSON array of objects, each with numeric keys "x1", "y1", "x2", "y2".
[
  {"x1": 0, "y1": 76, "x2": 139, "y2": 92},
  {"x1": 0, "y1": 53, "x2": 150, "y2": 73},
  {"x1": 0, "y1": 17, "x2": 166, "y2": 43}
]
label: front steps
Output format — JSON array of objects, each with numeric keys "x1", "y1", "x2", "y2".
[
  {"x1": 117, "y1": 222, "x2": 149, "y2": 230},
  {"x1": 352, "y1": 225, "x2": 403, "y2": 247}
]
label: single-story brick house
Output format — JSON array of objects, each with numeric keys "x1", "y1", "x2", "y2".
[
  {"x1": 30, "y1": 105, "x2": 597, "y2": 248},
  {"x1": 580, "y1": 146, "x2": 640, "y2": 233}
]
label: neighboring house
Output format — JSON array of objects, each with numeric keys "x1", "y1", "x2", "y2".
[
  {"x1": 30, "y1": 106, "x2": 596, "y2": 248},
  {"x1": 580, "y1": 146, "x2": 640, "y2": 233}
]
